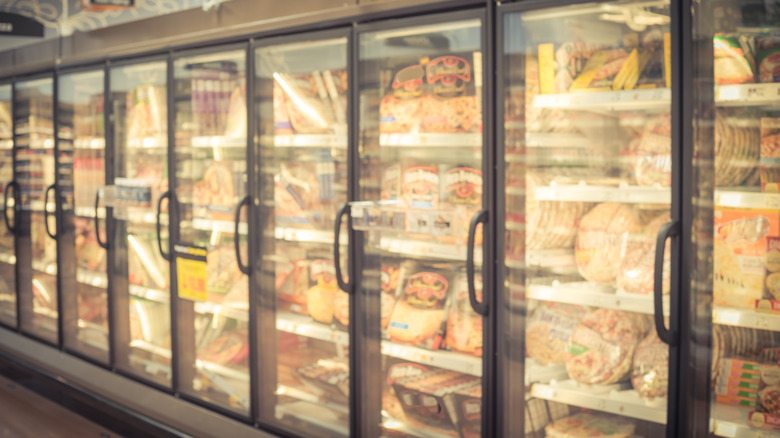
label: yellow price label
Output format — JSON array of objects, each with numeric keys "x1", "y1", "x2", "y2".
[{"x1": 175, "y1": 244, "x2": 208, "y2": 302}]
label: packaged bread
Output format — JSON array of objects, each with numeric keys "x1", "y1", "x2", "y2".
[
  {"x1": 566, "y1": 309, "x2": 643, "y2": 385},
  {"x1": 526, "y1": 302, "x2": 588, "y2": 366},
  {"x1": 575, "y1": 203, "x2": 643, "y2": 285}
]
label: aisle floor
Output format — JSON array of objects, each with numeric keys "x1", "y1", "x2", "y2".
[{"x1": 0, "y1": 374, "x2": 120, "y2": 438}]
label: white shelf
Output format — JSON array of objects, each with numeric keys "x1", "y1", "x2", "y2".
[
  {"x1": 265, "y1": 134, "x2": 347, "y2": 148},
  {"x1": 381, "y1": 341, "x2": 482, "y2": 377},
  {"x1": 274, "y1": 227, "x2": 343, "y2": 245},
  {"x1": 532, "y1": 88, "x2": 671, "y2": 111},
  {"x1": 17, "y1": 138, "x2": 54, "y2": 150},
  {"x1": 190, "y1": 136, "x2": 246, "y2": 148},
  {"x1": 129, "y1": 284, "x2": 169, "y2": 303},
  {"x1": 716, "y1": 83, "x2": 780, "y2": 107},
  {"x1": 126, "y1": 137, "x2": 166, "y2": 149},
  {"x1": 531, "y1": 380, "x2": 667, "y2": 424},
  {"x1": 535, "y1": 184, "x2": 671, "y2": 204},
  {"x1": 381, "y1": 413, "x2": 456, "y2": 438},
  {"x1": 0, "y1": 139, "x2": 12, "y2": 150},
  {"x1": 276, "y1": 401, "x2": 349, "y2": 437},
  {"x1": 74, "y1": 205, "x2": 105, "y2": 219},
  {"x1": 277, "y1": 385, "x2": 349, "y2": 415},
  {"x1": 32, "y1": 260, "x2": 57, "y2": 275},
  {"x1": 712, "y1": 404, "x2": 774, "y2": 438},
  {"x1": 194, "y1": 301, "x2": 248, "y2": 322},
  {"x1": 196, "y1": 359, "x2": 249, "y2": 383},
  {"x1": 378, "y1": 236, "x2": 482, "y2": 262},
  {"x1": 191, "y1": 217, "x2": 247, "y2": 234},
  {"x1": 713, "y1": 306, "x2": 780, "y2": 331},
  {"x1": 526, "y1": 249, "x2": 576, "y2": 269},
  {"x1": 74, "y1": 137, "x2": 106, "y2": 150},
  {"x1": 276, "y1": 312, "x2": 349, "y2": 345},
  {"x1": 528, "y1": 282, "x2": 669, "y2": 315},
  {"x1": 525, "y1": 132, "x2": 593, "y2": 148},
  {"x1": 379, "y1": 132, "x2": 481, "y2": 147},
  {"x1": 715, "y1": 190, "x2": 780, "y2": 210},
  {"x1": 525, "y1": 360, "x2": 569, "y2": 386},
  {"x1": 77, "y1": 270, "x2": 108, "y2": 288},
  {"x1": 0, "y1": 252, "x2": 15, "y2": 265}
]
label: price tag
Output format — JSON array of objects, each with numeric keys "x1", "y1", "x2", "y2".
[{"x1": 175, "y1": 244, "x2": 208, "y2": 302}]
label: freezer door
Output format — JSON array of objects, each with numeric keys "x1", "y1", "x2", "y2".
[
  {"x1": 110, "y1": 61, "x2": 172, "y2": 388},
  {"x1": 58, "y1": 69, "x2": 109, "y2": 364},
  {"x1": 254, "y1": 35, "x2": 351, "y2": 437},
  {"x1": 357, "y1": 17, "x2": 487, "y2": 438},
  {"x1": 15, "y1": 76, "x2": 58, "y2": 345},
  {"x1": 500, "y1": 2, "x2": 677, "y2": 436},
  {"x1": 0, "y1": 84, "x2": 16, "y2": 328},
  {"x1": 171, "y1": 46, "x2": 250, "y2": 416},
  {"x1": 694, "y1": 2, "x2": 780, "y2": 437}
]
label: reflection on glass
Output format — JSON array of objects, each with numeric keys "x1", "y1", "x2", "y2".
[
  {"x1": 502, "y1": 2, "x2": 672, "y2": 436},
  {"x1": 59, "y1": 70, "x2": 108, "y2": 363},
  {"x1": 359, "y1": 20, "x2": 485, "y2": 438},
  {"x1": 173, "y1": 48, "x2": 249, "y2": 415},
  {"x1": 15, "y1": 77, "x2": 57, "y2": 343},
  {"x1": 0, "y1": 84, "x2": 15, "y2": 327},
  {"x1": 111, "y1": 61, "x2": 172, "y2": 387},
  {"x1": 255, "y1": 37, "x2": 350, "y2": 437},
  {"x1": 698, "y1": 2, "x2": 780, "y2": 436}
]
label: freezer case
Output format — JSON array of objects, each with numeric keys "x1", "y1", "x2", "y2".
[
  {"x1": 254, "y1": 34, "x2": 351, "y2": 437},
  {"x1": 58, "y1": 69, "x2": 109, "y2": 364},
  {"x1": 110, "y1": 60, "x2": 173, "y2": 388},
  {"x1": 0, "y1": 83, "x2": 16, "y2": 327},
  {"x1": 692, "y1": 1, "x2": 780, "y2": 437},
  {"x1": 14, "y1": 76, "x2": 58, "y2": 345},
  {"x1": 356, "y1": 16, "x2": 487, "y2": 438},
  {"x1": 500, "y1": 2, "x2": 676, "y2": 436},
  {"x1": 172, "y1": 46, "x2": 250, "y2": 416}
]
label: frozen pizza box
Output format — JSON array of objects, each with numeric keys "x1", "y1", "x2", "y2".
[
  {"x1": 294, "y1": 358, "x2": 350, "y2": 404},
  {"x1": 443, "y1": 380, "x2": 482, "y2": 438},
  {"x1": 714, "y1": 206, "x2": 780, "y2": 309},
  {"x1": 749, "y1": 363, "x2": 780, "y2": 432},
  {"x1": 392, "y1": 369, "x2": 478, "y2": 430}
]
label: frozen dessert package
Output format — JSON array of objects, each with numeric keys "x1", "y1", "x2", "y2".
[
  {"x1": 566, "y1": 308, "x2": 643, "y2": 385},
  {"x1": 526, "y1": 302, "x2": 588, "y2": 366},
  {"x1": 575, "y1": 203, "x2": 643, "y2": 285},
  {"x1": 386, "y1": 261, "x2": 455, "y2": 350},
  {"x1": 714, "y1": 206, "x2": 780, "y2": 308}
]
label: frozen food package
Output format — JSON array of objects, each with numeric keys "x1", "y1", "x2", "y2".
[
  {"x1": 714, "y1": 34, "x2": 756, "y2": 85},
  {"x1": 716, "y1": 110, "x2": 761, "y2": 188},
  {"x1": 295, "y1": 358, "x2": 350, "y2": 403},
  {"x1": 0, "y1": 101, "x2": 10, "y2": 138},
  {"x1": 526, "y1": 302, "x2": 588, "y2": 366},
  {"x1": 631, "y1": 324, "x2": 669, "y2": 400},
  {"x1": 273, "y1": 71, "x2": 343, "y2": 134},
  {"x1": 391, "y1": 369, "x2": 478, "y2": 429},
  {"x1": 526, "y1": 174, "x2": 588, "y2": 250},
  {"x1": 544, "y1": 412, "x2": 636, "y2": 438},
  {"x1": 127, "y1": 85, "x2": 166, "y2": 140},
  {"x1": 75, "y1": 218, "x2": 106, "y2": 273},
  {"x1": 199, "y1": 329, "x2": 248, "y2": 366},
  {"x1": 569, "y1": 48, "x2": 628, "y2": 91},
  {"x1": 386, "y1": 261, "x2": 454, "y2": 350},
  {"x1": 275, "y1": 246, "x2": 309, "y2": 313},
  {"x1": 193, "y1": 162, "x2": 235, "y2": 218},
  {"x1": 757, "y1": 31, "x2": 780, "y2": 83},
  {"x1": 206, "y1": 244, "x2": 243, "y2": 302},
  {"x1": 445, "y1": 274, "x2": 483, "y2": 356},
  {"x1": 224, "y1": 79, "x2": 247, "y2": 137},
  {"x1": 380, "y1": 63, "x2": 425, "y2": 133},
  {"x1": 714, "y1": 206, "x2": 780, "y2": 308},
  {"x1": 442, "y1": 165, "x2": 482, "y2": 206},
  {"x1": 634, "y1": 112, "x2": 672, "y2": 187},
  {"x1": 575, "y1": 203, "x2": 642, "y2": 285},
  {"x1": 617, "y1": 212, "x2": 671, "y2": 295},
  {"x1": 443, "y1": 380, "x2": 482, "y2": 438},
  {"x1": 381, "y1": 262, "x2": 401, "y2": 329},
  {"x1": 381, "y1": 164, "x2": 401, "y2": 201},
  {"x1": 401, "y1": 162, "x2": 440, "y2": 209},
  {"x1": 760, "y1": 117, "x2": 780, "y2": 192},
  {"x1": 306, "y1": 259, "x2": 340, "y2": 325},
  {"x1": 274, "y1": 160, "x2": 335, "y2": 228},
  {"x1": 420, "y1": 94, "x2": 481, "y2": 134},
  {"x1": 566, "y1": 308, "x2": 643, "y2": 385}
]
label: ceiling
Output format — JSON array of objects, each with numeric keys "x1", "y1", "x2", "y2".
[{"x1": 0, "y1": 0, "x2": 209, "y2": 52}]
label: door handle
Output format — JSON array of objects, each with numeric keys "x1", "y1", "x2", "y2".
[
  {"x1": 334, "y1": 203, "x2": 350, "y2": 294},
  {"x1": 3, "y1": 181, "x2": 17, "y2": 235},
  {"x1": 234, "y1": 195, "x2": 250, "y2": 275},
  {"x1": 467, "y1": 209, "x2": 488, "y2": 316},
  {"x1": 654, "y1": 219, "x2": 680, "y2": 346},
  {"x1": 157, "y1": 191, "x2": 171, "y2": 262},
  {"x1": 44, "y1": 184, "x2": 57, "y2": 239},
  {"x1": 94, "y1": 190, "x2": 109, "y2": 250}
]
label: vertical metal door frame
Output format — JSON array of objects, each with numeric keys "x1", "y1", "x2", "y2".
[
  {"x1": 166, "y1": 50, "x2": 182, "y2": 396},
  {"x1": 53, "y1": 68, "x2": 64, "y2": 350},
  {"x1": 104, "y1": 60, "x2": 116, "y2": 370},
  {"x1": 11, "y1": 80, "x2": 20, "y2": 333}
]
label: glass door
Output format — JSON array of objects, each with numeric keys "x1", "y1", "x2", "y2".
[
  {"x1": 58, "y1": 69, "x2": 109, "y2": 363},
  {"x1": 357, "y1": 17, "x2": 487, "y2": 438},
  {"x1": 171, "y1": 46, "x2": 250, "y2": 415},
  {"x1": 693, "y1": 2, "x2": 780, "y2": 437},
  {"x1": 254, "y1": 33, "x2": 350, "y2": 437},
  {"x1": 110, "y1": 60, "x2": 172, "y2": 387},
  {"x1": 0, "y1": 83, "x2": 16, "y2": 327},
  {"x1": 500, "y1": 2, "x2": 676, "y2": 436},
  {"x1": 15, "y1": 76, "x2": 58, "y2": 344}
]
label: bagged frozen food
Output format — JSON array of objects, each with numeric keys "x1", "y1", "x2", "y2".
[
  {"x1": 566, "y1": 309, "x2": 643, "y2": 385},
  {"x1": 274, "y1": 161, "x2": 335, "y2": 227},
  {"x1": 634, "y1": 112, "x2": 672, "y2": 187},
  {"x1": 526, "y1": 174, "x2": 588, "y2": 250},
  {"x1": 714, "y1": 34, "x2": 756, "y2": 85},
  {"x1": 545, "y1": 412, "x2": 635, "y2": 438},
  {"x1": 575, "y1": 203, "x2": 642, "y2": 285},
  {"x1": 715, "y1": 110, "x2": 761, "y2": 187},
  {"x1": 526, "y1": 302, "x2": 587, "y2": 366},
  {"x1": 445, "y1": 274, "x2": 483, "y2": 356},
  {"x1": 631, "y1": 325, "x2": 669, "y2": 400},
  {"x1": 386, "y1": 262, "x2": 453, "y2": 349},
  {"x1": 617, "y1": 212, "x2": 671, "y2": 295}
]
